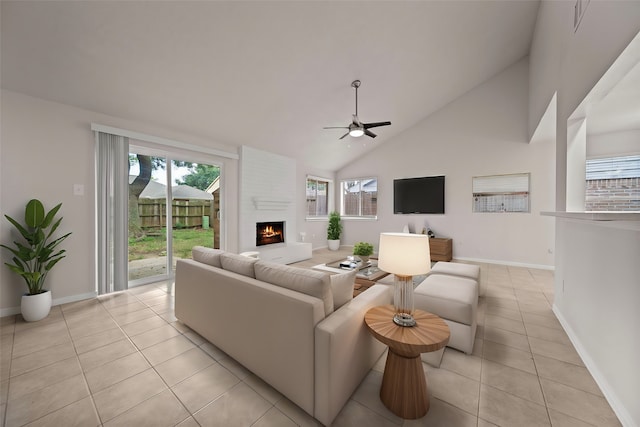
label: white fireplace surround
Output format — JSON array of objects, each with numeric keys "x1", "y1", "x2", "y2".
[
  {"x1": 240, "y1": 146, "x2": 312, "y2": 264},
  {"x1": 252, "y1": 197, "x2": 292, "y2": 210}
]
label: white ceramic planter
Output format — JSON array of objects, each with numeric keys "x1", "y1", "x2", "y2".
[
  {"x1": 21, "y1": 290, "x2": 52, "y2": 322},
  {"x1": 328, "y1": 239, "x2": 341, "y2": 251}
]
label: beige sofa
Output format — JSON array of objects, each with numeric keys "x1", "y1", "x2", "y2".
[{"x1": 175, "y1": 247, "x2": 392, "y2": 426}]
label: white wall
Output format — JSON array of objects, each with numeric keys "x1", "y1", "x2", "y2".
[
  {"x1": 0, "y1": 90, "x2": 240, "y2": 314},
  {"x1": 587, "y1": 129, "x2": 640, "y2": 158},
  {"x1": 554, "y1": 219, "x2": 640, "y2": 427},
  {"x1": 529, "y1": 2, "x2": 640, "y2": 425},
  {"x1": 528, "y1": 0, "x2": 573, "y2": 143},
  {"x1": 530, "y1": 1, "x2": 640, "y2": 211},
  {"x1": 337, "y1": 58, "x2": 556, "y2": 268}
]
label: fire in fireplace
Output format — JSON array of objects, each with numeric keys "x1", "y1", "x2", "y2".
[{"x1": 256, "y1": 221, "x2": 285, "y2": 246}]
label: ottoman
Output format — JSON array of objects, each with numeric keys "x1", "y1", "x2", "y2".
[
  {"x1": 429, "y1": 261, "x2": 480, "y2": 282},
  {"x1": 414, "y1": 274, "x2": 478, "y2": 355}
]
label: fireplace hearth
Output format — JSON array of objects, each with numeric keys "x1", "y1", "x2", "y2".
[{"x1": 256, "y1": 221, "x2": 285, "y2": 246}]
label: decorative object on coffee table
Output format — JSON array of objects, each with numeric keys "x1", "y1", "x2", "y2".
[
  {"x1": 353, "y1": 241, "x2": 374, "y2": 264},
  {"x1": 365, "y1": 305, "x2": 450, "y2": 419},
  {"x1": 377, "y1": 232, "x2": 431, "y2": 327}
]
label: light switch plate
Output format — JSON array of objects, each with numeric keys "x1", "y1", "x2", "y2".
[{"x1": 73, "y1": 184, "x2": 84, "y2": 196}]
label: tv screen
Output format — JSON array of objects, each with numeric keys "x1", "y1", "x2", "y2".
[{"x1": 394, "y1": 176, "x2": 445, "y2": 214}]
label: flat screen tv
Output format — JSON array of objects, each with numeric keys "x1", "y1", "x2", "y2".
[{"x1": 393, "y1": 175, "x2": 445, "y2": 214}]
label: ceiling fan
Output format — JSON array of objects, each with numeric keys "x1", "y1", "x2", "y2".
[{"x1": 324, "y1": 80, "x2": 391, "y2": 140}]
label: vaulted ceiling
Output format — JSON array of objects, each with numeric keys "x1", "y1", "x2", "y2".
[{"x1": 1, "y1": 1, "x2": 541, "y2": 171}]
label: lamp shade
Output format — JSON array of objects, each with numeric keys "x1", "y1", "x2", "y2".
[{"x1": 378, "y1": 232, "x2": 431, "y2": 276}]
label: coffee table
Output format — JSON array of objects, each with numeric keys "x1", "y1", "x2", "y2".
[
  {"x1": 312, "y1": 259, "x2": 390, "y2": 297},
  {"x1": 364, "y1": 305, "x2": 450, "y2": 419}
]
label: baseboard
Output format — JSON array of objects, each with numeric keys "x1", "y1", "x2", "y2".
[
  {"x1": 0, "y1": 291, "x2": 98, "y2": 318},
  {"x1": 553, "y1": 304, "x2": 634, "y2": 427},
  {"x1": 0, "y1": 306, "x2": 21, "y2": 318},
  {"x1": 53, "y1": 291, "x2": 98, "y2": 306},
  {"x1": 453, "y1": 256, "x2": 555, "y2": 271}
]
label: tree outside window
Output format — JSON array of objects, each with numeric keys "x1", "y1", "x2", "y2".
[{"x1": 341, "y1": 178, "x2": 377, "y2": 218}]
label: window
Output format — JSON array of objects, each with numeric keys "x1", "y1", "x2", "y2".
[
  {"x1": 306, "y1": 176, "x2": 331, "y2": 218},
  {"x1": 341, "y1": 178, "x2": 377, "y2": 218},
  {"x1": 585, "y1": 155, "x2": 640, "y2": 211},
  {"x1": 472, "y1": 173, "x2": 530, "y2": 213}
]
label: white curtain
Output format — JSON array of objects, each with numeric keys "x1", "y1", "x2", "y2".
[{"x1": 95, "y1": 131, "x2": 129, "y2": 295}]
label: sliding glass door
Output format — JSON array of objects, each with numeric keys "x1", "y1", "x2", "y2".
[{"x1": 128, "y1": 147, "x2": 220, "y2": 286}]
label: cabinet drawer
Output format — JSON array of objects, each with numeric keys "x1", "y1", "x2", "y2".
[{"x1": 429, "y1": 238, "x2": 452, "y2": 262}]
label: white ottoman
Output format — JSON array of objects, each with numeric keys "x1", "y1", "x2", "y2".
[
  {"x1": 414, "y1": 274, "x2": 478, "y2": 355},
  {"x1": 429, "y1": 261, "x2": 480, "y2": 282}
]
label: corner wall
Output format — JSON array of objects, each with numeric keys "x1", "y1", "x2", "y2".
[
  {"x1": 337, "y1": 58, "x2": 556, "y2": 268},
  {"x1": 529, "y1": 2, "x2": 640, "y2": 425}
]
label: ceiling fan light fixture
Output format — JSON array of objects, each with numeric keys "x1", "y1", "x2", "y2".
[{"x1": 349, "y1": 128, "x2": 365, "y2": 137}]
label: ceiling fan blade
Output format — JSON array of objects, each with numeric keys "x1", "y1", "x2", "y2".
[
  {"x1": 352, "y1": 114, "x2": 361, "y2": 126},
  {"x1": 339, "y1": 132, "x2": 350, "y2": 140},
  {"x1": 323, "y1": 126, "x2": 349, "y2": 129},
  {"x1": 364, "y1": 129, "x2": 377, "y2": 138},
  {"x1": 362, "y1": 121, "x2": 391, "y2": 129}
]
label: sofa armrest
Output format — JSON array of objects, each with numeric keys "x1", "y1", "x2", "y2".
[{"x1": 314, "y1": 284, "x2": 393, "y2": 426}]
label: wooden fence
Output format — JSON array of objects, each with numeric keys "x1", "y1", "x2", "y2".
[{"x1": 138, "y1": 199, "x2": 213, "y2": 229}]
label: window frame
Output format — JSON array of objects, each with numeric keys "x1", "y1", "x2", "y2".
[
  {"x1": 340, "y1": 177, "x2": 378, "y2": 220},
  {"x1": 305, "y1": 175, "x2": 333, "y2": 220}
]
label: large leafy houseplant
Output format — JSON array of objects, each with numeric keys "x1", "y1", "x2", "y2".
[
  {"x1": 326, "y1": 211, "x2": 342, "y2": 251},
  {"x1": 1, "y1": 199, "x2": 71, "y2": 295},
  {"x1": 327, "y1": 211, "x2": 342, "y2": 240}
]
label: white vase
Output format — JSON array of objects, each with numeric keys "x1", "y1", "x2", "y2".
[
  {"x1": 21, "y1": 290, "x2": 52, "y2": 322},
  {"x1": 328, "y1": 239, "x2": 341, "y2": 251}
]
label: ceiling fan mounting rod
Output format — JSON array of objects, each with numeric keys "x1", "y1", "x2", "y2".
[{"x1": 352, "y1": 80, "x2": 360, "y2": 117}]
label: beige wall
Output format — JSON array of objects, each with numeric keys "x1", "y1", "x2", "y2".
[
  {"x1": 0, "y1": 90, "x2": 240, "y2": 315},
  {"x1": 336, "y1": 58, "x2": 556, "y2": 268}
]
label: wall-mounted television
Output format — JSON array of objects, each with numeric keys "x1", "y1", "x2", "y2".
[{"x1": 393, "y1": 175, "x2": 445, "y2": 214}]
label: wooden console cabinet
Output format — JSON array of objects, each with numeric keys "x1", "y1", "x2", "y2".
[{"x1": 429, "y1": 237, "x2": 452, "y2": 262}]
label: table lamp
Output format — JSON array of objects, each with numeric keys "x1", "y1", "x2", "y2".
[{"x1": 378, "y1": 232, "x2": 431, "y2": 327}]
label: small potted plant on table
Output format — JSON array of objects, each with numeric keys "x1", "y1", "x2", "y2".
[
  {"x1": 353, "y1": 241, "x2": 374, "y2": 264},
  {"x1": 1, "y1": 199, "x2": 71, "y2": 321}
]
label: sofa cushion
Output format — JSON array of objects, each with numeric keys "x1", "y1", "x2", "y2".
[
  {"x1": 192, "y1": 246, "x2": 224, "y2": 268},
  {"x1": 254, "y1": 261, "x2": 334, "y2": 316},
  {"x1": 220, "y1": 252, "x2": 259, "y2": 278},
  {"x1": 330, "y1": 270, "x2": 356, "y2": 310}
]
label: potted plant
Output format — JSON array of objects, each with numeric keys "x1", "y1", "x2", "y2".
[
  {"x1": 353, "y1": 241, "x2": 374, "y2": 264},
  {"x1": 327, "y1": 211, "x2": 342, "y2": 251},
  {"x1": 1, "y1": 199, "x2": 71, "y2": 321}
]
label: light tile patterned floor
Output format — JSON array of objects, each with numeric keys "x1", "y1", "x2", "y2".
[{"x1": 0, "y1": 248, "x2": 621, "y2": 426}]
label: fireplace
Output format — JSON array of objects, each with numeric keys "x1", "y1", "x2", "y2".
[{"x1": 256, "y1": 221, "x2": 285, "y2": 246}]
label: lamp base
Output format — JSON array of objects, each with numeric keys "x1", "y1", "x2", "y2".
[
  {"x1": 393, "y1": 312, "x2": 416, "y2": 327},
  {"x1": 393, "y1": 274, "x2": 416, "y2": 327}
]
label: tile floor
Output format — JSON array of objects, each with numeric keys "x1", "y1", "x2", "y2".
[{"x1": 0, "y1": 248, "x2": 621, "y2": 426}]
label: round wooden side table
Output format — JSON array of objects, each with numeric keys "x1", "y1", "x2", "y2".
[{"x1": 364, "y1": 304, "x2": 450, "y2": 419}]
